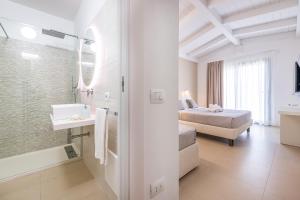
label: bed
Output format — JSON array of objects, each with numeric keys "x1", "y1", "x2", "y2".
[
  {"x1": 179, "y1": 107, "x2": 252, "y2": 146},
  {"x1": 179, "y1": 124, "x2": 199, "y2": 178}
]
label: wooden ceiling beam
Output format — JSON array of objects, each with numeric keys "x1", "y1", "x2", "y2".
[{"x1": 187, "y1": 0, "x2": 240, "y2": 45}]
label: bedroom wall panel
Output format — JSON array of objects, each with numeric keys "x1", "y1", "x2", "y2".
[{"x1": 179, "y1": 58, "x2": 198, "y2": 100}]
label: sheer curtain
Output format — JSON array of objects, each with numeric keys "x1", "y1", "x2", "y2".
[{"x1": 223, "y1": 57, "x2": 271, "y2": 125}]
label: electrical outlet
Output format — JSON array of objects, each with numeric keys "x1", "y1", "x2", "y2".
[{"x1": 150, "y1": 177, "x2": 165, "y2": 199}]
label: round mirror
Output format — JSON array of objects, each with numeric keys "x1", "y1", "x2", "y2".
[{"x1": 80, "y1": 28, "x2": 97, "y2": 87}]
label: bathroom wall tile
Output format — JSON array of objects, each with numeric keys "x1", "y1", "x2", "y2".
[{"x1": 0, "y1": 37, "x2": 76, "y2": 158}]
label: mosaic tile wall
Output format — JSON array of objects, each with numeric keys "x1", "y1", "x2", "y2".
[{"x1": 0, "y1": 37, "x2": 77, "y2": 158}]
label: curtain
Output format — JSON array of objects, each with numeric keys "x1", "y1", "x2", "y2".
[
  {"x1": 207, "y1": 60, "x2": 224, "y2": 107},
  {"x1": 223, "y1": 57, "x2": 271, "y2": 125}
]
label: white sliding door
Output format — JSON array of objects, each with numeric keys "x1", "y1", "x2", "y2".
[{"x1": 223, "y1": 57, "x2": 271, "y2": 125}]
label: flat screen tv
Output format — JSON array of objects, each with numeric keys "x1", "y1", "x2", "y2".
[{"x1": 296, "y1": 62, "x2": 300, "y2": 93}]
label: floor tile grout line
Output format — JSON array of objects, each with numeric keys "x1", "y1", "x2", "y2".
[{"x1": 261, "y1": 143, "x2": 278, "y2": 200}]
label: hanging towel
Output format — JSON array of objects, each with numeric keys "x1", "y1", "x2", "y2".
[{"x1": 95, "y1": 108, "x2": 108, "y2": 165}]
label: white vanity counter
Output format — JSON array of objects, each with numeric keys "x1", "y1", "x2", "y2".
[
  {"x1": 50, "y1": 104, "x2": 95, "y2": 131},
  {"x1": 279, "y1": 106, "x2": 300, "y2": 147},
  {"x1": 50, "y1": 114, "x2": 95, "y2": 131},
  {"x1": 278, "y1": 106, "x2": 300, "y2": 116}
]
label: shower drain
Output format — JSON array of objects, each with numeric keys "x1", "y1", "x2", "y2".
[{"x1": 64, "y1": 145, "x2": 78, "y2": 159}]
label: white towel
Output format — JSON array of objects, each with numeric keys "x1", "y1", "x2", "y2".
[
  {"x1": 208, "y1": 104, "x2": 223, "y2": 112},
  {"x1": 95, "y1": 108, "x2": 108, "y2": 165}
]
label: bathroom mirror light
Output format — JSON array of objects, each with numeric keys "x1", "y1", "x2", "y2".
[
  {"x1": 79, "y1": 26, "x2": 99, "y2": 88},
  {"x1": 21, "y1": 27, "x2": 37, "y2": 39}
]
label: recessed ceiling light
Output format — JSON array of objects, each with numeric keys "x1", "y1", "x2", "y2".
[{"x1": 21, "y1": 27, "x2": 37, "y2": 39}]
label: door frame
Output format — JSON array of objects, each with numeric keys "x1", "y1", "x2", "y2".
[{"x1": 119, "y1": 0, "x2": 129, "y2": 199}]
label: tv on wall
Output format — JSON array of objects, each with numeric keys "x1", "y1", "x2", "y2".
[{"x1": 296, "y1": 61, "x2": 300, "y2": 93}]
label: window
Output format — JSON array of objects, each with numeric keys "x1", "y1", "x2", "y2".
[{"x1": 223, "y1": 57, "x2": 271, "y2": 125}]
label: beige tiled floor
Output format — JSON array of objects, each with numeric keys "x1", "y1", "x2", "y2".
[
  {"x1": 0, "y1": 161, "x2": 111, "y2": 200},
  {"x1": 180, "y1": 125, "x2": 300, "y2": 200}
]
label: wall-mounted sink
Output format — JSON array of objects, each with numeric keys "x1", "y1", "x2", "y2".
[
  {"x1": 50, "y1": 104, "x2": 95, "y2": 131},
  {"x1": 51, "y1": 104, "x2": 91, "y2": 120}
]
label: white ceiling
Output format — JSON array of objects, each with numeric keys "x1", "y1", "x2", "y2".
[
  {"x1": 9, "y1": 0, "x2": 82, "y2": 20},
  {"x1": 179, "y1": 0, "x2": 300, "y2": 62}
]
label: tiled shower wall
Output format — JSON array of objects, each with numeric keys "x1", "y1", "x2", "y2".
[{"x1": 0, "y1": 37, "x2": 76, "y2": 158}]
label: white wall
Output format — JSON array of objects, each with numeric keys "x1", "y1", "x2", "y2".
[
  {"x1": 197, "y1": 61, "x2": 207, "y2": 107},
  {"x1": 74, "y1": 0, "x2": 106, "y2": 36},
  {"x1": 179, "y1": 58, "x2": 197, "y2": 100},
  {"x1": 129, "y1": 0, "x2": 179, "y2": 200},
  {"x1": 197, "y1": 32, "x2": 300, "y2": 125},
  {"x1": 128, "y1": 0, "x2": 145, "y2": 199},
  {"x1": 74, "y1": 0, "x2": 120, "y2": 199},
  {"x1": 143, "y1": 0, "x2": 179, "y2": 198}
]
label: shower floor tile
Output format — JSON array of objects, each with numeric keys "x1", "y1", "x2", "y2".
[{"x1": 0, "y1": 161, "x2": 111, "y2": 200}]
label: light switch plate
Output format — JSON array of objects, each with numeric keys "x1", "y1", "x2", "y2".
[{"x1": 150, "y1": 89, "x2": 165, "y2": 104}]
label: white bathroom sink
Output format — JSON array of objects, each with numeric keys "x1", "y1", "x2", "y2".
[
  {"x1": 50, "y1": 104, "x2": 95, "y2": 131},
  {"x1": 51, "y1": 104, "x2": 91, "y2": 120}
]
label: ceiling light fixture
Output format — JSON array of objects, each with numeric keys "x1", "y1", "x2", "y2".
[{"x1": 21, "y1": 27, "x2": 37, "y2": 39}]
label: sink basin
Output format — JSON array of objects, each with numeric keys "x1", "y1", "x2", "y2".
[
  {"x1": 50, "y1": 104, "x2": 95, "y2": 131},
  {"x1": 51, "y1": 104, "x2": 91, "y2": 120}
]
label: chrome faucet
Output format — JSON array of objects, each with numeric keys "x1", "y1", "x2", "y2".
[
  {"x1": 87, "y1": 89, "x2": 94, "y2": 96},
  {"x1": 80, "y1": 88, "x2": 94, "y2": 97}
]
